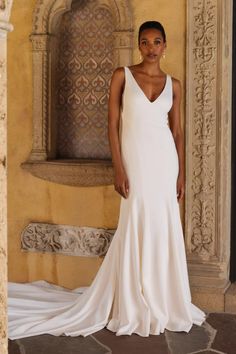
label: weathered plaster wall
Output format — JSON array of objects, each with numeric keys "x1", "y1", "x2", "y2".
[{"x1": 8, "y1": 0, "x2": 186, "y2": 289}]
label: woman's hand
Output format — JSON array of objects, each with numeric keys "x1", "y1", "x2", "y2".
[
  {"x1": 177, "y1": 173, "x2": 185, "y2": 202},
  {"x1": 114, "y1": 167, "x2": 129, "y2": 199}
]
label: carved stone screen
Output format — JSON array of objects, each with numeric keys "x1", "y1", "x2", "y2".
[{"x1": 56, "y1": 0, "x2": 114, "y2": 159}]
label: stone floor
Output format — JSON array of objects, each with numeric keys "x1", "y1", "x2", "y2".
[{"x1": 8, "y1": 312, "x2": 236, "y2": 354}]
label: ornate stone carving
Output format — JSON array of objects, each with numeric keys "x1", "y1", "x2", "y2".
[
  {"x1": 21, "y1": 223, "x2": 116, "y2": 257},
  {"x1": 186, "y1": 0, "x2": 232, "y2": 290},
  {"x1": 33, "y1": 0, "x2": 72, "y2": 33},
  {"x1": 33, "y1": 0, "x2": 132, "y2": 34},
  {"x1": 189, "y1": 0, "x2": 217, "y2": 259},
  {"x1": 26, "y1": 0, "x2": 133, "y2": 186},
  {"x1": 29, "y1": 34, "x2": 49, "y2": 161},
  {"x1": 30, "y1": 34, "x2": 48, "y2": 51}
]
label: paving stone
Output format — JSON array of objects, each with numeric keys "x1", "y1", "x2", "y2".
[
  {"x1": 164, "y1": 321, "x2": 215, "y2": 354},
  {"x1": 8, "y1": 340, "x2": 21, "y2": 354},
  {"x1": 9, "y1": 334, "x2": 110, "y2": 354},
  {"x1": 93, "y1": 328, "x2": 170, "y2": 354},
  {"x1": 206, "y1": 313, "x2": 236, "y2": 354},
  {"x1": 7, "y1": 313, "x2": 234, "y2": 354}
]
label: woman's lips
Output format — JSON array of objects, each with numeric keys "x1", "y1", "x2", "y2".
[{"x1": 147, "y1": 54, "x2": 157, "y2": 58}]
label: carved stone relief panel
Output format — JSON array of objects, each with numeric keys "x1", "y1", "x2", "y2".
[
  {"x1": 189, "y1": 0, "x2": 217, "y2": 259},
  {"x1": 186, "y1": 0, "x2": 232, "y2": 289},
  {"x1": 21, "y1": 223, "x2": 115, "y2": 257},
  {"x1": 56, "y1": 1, "x2": 115, "y2": 159}
]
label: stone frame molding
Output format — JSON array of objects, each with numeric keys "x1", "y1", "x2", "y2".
[
  {"x1": 0, "y1": 1, "x2": 13, "y2": 352},
  {"x1": 185, "y1": 0, "x2": 233, "y2": 308},
  {"x1": 21, "y1": 0, "x2": 134, "y2": 187}
]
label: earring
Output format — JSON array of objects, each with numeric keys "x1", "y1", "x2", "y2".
[
  {"x1": 162, "y1": 51, "x2": 166, "y2": 59},
  {"x1": 139, "y1": 52, "x2": 143, "y2": 61}
]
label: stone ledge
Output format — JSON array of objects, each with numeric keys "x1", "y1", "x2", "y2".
[
  {"x1": 21, "y1": 159, "x2": 114, "y2": 186},
  {"x1": 191, "y1": 281, "x2": 231, "y2": 312},
  {"x1": 225, "y1": 282, "x2": 236, "y2": 313},
  {"x1": 21, "y1": 222, "x2": 116, "y2": 257}
]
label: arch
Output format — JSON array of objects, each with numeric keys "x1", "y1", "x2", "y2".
[
  {"x1": 22, "y1": 0, "x2": 134, "y2": 186},
  {"x1": 33, "y1": 0, "x2": 132, "y2": 33}
]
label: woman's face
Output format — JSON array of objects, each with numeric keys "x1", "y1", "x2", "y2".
[{"x1": 139, "y1": 28, "x2": 166, "y2": 63}]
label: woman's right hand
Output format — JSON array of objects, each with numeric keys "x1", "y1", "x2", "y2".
[{"x1": 114, "y1": 167, "x2": 129, "y2": 199}]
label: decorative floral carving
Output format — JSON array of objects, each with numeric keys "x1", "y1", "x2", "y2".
[
  {"x1": 187, "y1": 0, "x2": 217, "y2": 258},
  {"x1": 21, "y1": 223, "x2": 116, "y2": 257}
]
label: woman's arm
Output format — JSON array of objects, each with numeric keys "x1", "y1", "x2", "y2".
[
  {"x1": 168, "y1": 78, "x2": 185, "y2": 202},
  {"x1": 108, "y1": 67, "x2": 129, "y2": 199}
]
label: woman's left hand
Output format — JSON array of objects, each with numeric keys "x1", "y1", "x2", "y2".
[{"x1": 177, "y1": 174, "x2": 185, "y2": 202}]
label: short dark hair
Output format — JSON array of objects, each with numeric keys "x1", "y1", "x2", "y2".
[{"x1": 138, "y1": 21, "x2": 166, "y2": 44}]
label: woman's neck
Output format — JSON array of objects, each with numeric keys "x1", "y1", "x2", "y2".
[{"x1": 139, "y1": 61, "x2": 162, "y2": 76}]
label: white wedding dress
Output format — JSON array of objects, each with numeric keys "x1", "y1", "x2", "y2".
[{"x1": 8, "y1": 66, "x2": 206, "y2": 340}]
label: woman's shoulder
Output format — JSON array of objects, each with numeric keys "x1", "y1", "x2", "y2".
[
  {"x1": 110, "y1": 67, "x2": 126, "y2": 89},
  {"x1": 169, "y1": 76, "x2": 182, "y2": 98},
  {"x1": 170, "y1": 75, "x2": 180, "y2": 83},
  {"x1": 112, "y1": 66, "x2": 125, "y2": 75},
  {"x1": 170, "y1": 76, "x2": 181, "y2": 89},
  {"x1": 111, "y1": 66, "x2": 125, "y2": 81}
]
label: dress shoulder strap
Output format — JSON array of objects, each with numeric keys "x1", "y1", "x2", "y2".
[
  {"x1": 123, "y1": 66, "x2": 129, "y2": 80},
  {"x1": 168, "y1": 75, "x2": 173, "y2": 100}
]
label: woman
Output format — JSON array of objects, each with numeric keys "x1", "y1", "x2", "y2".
[
  {"x1": 8, "y1": 21, "x2": 206, "y2": 340},
  {"x1": 108, "y1": 21, "x2": 184, "y2": 203}
]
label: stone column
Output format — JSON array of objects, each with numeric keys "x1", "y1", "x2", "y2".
[
  {"x1": 186, "y1": 0, "x2": 232, "y2": 310},
  {"x1": 0, "y1": 1, "x2": 13, "y2": 352}
]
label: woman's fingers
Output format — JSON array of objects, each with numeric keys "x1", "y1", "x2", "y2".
[
  {"x1": 114, "y1": 181, "x2": 129, "y2": 198},
  {"x1": 125, "y1": 179, "x2": 129, "y2": 194},
  {"x1": 114, "y1": 184, "x2": 124, "y2": 198},
  {"x1": 177, "y1": 186, "x2": 184, "y2": 202},
  {"x1": 123, "y1": 179, "x2": 129, "y2": 198}
]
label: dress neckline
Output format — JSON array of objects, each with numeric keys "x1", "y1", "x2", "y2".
[{"x1": 126, "y1": 66, "x2": 168, "y2": 104}]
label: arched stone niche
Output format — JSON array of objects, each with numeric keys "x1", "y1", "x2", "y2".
[{"x1": 21, "y1": 0, "x2": 133, "y2": 186}]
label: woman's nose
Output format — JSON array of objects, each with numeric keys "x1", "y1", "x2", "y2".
[
  {"x1": 147, "y1": 44, "x2": 154, "y2": 52},
  {"x1": 147, "y1": 42, "x2": 154, "y2": 50}
]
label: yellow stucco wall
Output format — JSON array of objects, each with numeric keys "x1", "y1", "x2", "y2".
[{"x1": 7, "y1": 0, "x2": 186, "y2": 289}]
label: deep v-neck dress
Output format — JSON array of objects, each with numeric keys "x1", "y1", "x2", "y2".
[{"x1": 8, "y1": 66, "x2": 206, "y2": 339}]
